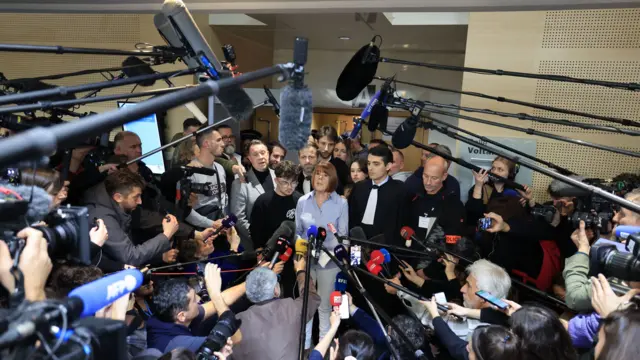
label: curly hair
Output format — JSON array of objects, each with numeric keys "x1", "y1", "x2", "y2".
[{"x1": 152, "y1": 278, "x2": 192, "y2": 323}]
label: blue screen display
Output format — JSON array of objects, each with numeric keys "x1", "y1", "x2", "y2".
[{"x1": 119, "y1": 102, "x2": 166, "y2": 174}]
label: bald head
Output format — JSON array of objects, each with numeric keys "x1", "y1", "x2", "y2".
[{"x1": 422, "y1": 156, "x2": 448, "y2": 194}]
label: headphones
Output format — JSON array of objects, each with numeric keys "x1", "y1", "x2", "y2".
[{"x1": 509, "y1": 157, "x2": 521, "y2": 180}]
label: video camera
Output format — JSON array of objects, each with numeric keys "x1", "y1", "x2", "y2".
[
  {"x1": 590, "y1": 236, "x2": 640, "y2": 281},
  {"x1": 177, "y1": 166, "x2": 221, "y2": 220},
  {"x1": 569, "y1": 195, "x2": 615, "y2": 233},
  {"x1": 197, "y1": 310, "x2": 240, "y2": 360}
]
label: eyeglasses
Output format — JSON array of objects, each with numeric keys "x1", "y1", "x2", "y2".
[
  {"x1": 221, "y1": 135, "x2": 235, "y2": 140},
  {"x1": 277, "y1": 178, "x2": 298, "y2": 188}
]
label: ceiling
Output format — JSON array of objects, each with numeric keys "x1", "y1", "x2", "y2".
[
  {"x1": 0, "y1": 0, "x2": 639, "y2": 13},
  {"x1": 213, "y1": 13, "x2": 468, "y2": 52}
]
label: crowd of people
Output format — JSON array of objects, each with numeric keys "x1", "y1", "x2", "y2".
[{"x1": 1, "y1": 118, "x2": 639, "y2": 360}]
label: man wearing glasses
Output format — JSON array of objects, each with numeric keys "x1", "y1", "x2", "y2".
[
  {"x1": 216, "y1": 124, "x2": 242, "y2": 165},
  {"x1": 250, "y1": 160, "x2": 302, "y2": 251}
]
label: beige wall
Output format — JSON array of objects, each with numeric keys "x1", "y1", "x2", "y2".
[{"x1": 460, "y1": 9, "x2": 640, "y2": 201}]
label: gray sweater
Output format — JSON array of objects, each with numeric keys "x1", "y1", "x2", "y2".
[{"x1": 184, "y1": 161, "x2": 228, "y2": 228}]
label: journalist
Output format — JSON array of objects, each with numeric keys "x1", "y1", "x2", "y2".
[
  {"x1": 231, "y1": 257, "x2": 320, "y2": 360},
  {"x1": 563, "y1": 189, "x2": 640, "y2": 312},
  {"x1": 146, "y1": 264, "x2": 245, "y2": 354},
  {"x1": 85, "y1": 169, "x2": 180, "y2": 266}
]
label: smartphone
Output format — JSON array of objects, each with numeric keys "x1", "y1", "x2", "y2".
[
  {"x1": 477, "y1": 218, "x2": 492, "y2": 231},
  {"x1": 476, "y1": 290, "x2": 509, "y2": 310},
  {"x1": 339, "y1": 294, "x2": 350, "y2": 319}
]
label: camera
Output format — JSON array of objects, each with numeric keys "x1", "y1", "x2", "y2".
[
  {"x1": 33, "y1": 206, "x2": 92, "y2": 265},
  {"x1": 590, "y1": 237, "x2": 640, "y2": 281},
  {"x1": 190, "y1": 182, "x2": 217, "y2": 197},
  {"x1": 570, "y1": 195, "x2": 615, "y2": 233},
  {"x1": 197, "y1": 310, "x2": 241, "y2": 360},
  {"x1": 531, "y1": 204, "x2": 557, "y2": 224}
]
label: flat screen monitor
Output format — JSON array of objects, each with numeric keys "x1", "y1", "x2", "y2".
[{"x1": 118, "y1": 101, "x2": 166, "y2": 174}]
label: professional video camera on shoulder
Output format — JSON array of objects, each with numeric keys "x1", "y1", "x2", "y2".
[
  {"x1": 590, "y1": 232, "x2": 640, "y2": 282},
  {"x1": 179, "y1": 166, "x2": 220, "y2": 197},
  {"x1": 531, "y1": 176, "x2": 614, "y2": 233},
  {"x1": 1, "y1": 166, "x2": 91, "y2": 265}
]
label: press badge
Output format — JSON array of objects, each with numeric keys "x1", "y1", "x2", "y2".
[
  {"x1": 350, "y1": 245, "x2": 362, "y2": 266},
  {"x1": 419, "y1": 216, "x2": 436, "y2": 230}
]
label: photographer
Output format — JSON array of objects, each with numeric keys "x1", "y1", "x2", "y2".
[
  {"x1": 85, "y1": 169, "x2": 180, "y2": 267},
  {"x1": 0, "y1": 227, "x2": 52, "y2": 302},
  {"x1": 563, "y1": 189, "x2": 640, "y2": 312},
  {"x1": 146, "y1": 264, "x2": 245, "y2": 354}
]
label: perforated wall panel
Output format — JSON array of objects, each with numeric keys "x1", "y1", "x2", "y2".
[
  {"x1": 531, "y1": 141, "x2": 640, "y2": 202},
  {"x1": 532, "y1": 60, "x2": 640, "y2": 134},
  {"x1": 543, "y1": 9, "x2": 640, "y2": 49},
  {"x1": 0, "y1": 14, "x2": 141, "y2": 44}
]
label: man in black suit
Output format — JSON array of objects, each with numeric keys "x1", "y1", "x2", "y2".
[
  {"x1": 295, "y1": 143, "x2": 318, "y2": 195},
  {"x1": 348, "y1": 145, "x2": 408, "y2": 246},
  {"x1": 316, "y1": 125, "x2": 349, "y2": 195}
]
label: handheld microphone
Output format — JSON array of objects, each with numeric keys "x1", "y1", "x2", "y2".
[
  {"x1": 349, "y1": 117, "x2": 363, "y2": 140},
  {"x1": 615, "y1": 226, "x2": 640, "y2": 241},
  {"x1": 379, "y1": 248, "x2": 392, "y2": 263},
  {"x1": 208, "y1": 214, "x2": 238, "y2": 240},
  {"x1": 278, "y1": 37, "x2": 312, "y2": 152},
  {"x1": 328, "y1": 222, "x2": 347, "y2": 246},
  {"x1": 367, "y1": 77, "x2": 393, "y2": 132},
  {"x1": 181, "y1": 165, "x2": 217, "y2": 176},
  {"x1": 330, "y1": 291, "x2": 343, "y2": 307},
  {"x1": 295, "y1": 237, "x2": 309, "y2": 261},
  {"x1": 400, "y1": 226, "x2": 420, "y2": 248},
  {"x1": 366, "y1": 260, "x2": 384, "y2": 277},
  {"x1": 265, "y1": 220, "x2": 296, "y2": 253},
  {"x1": 269, "y1": 237, "x2": 289, "y2": 269},
  {"x1": 263, "y1": 86, "x2": 280, "y2": 117},
  {"x1": 69, "y1": 269, "x2": 144, "y2": 317},
  {"x1": 349, "y1": 88, "x2": 383, "y2": 139},
  {"x1": 370, "y1": 249, "x2": 385, "y2": 265},
  {"x1": 335, "y1": 272, "x2": 348, "y2": 293},
  {"x1": 315, "y1": 227, "x2": 327, "y2": 261},
  {"x1": 157, "y1": 0, "x2": 254, "y2": 121},
  {"x1": 279, "y1": 247, "x2": 293, "y2": 263}
]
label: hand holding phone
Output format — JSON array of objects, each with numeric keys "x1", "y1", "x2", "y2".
[{"x1": 476, "y1": 290, "x2": 509, "y2": 310}]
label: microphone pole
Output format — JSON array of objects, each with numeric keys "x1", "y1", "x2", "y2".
[
  {"x1": 420, "y1": 118, "x2": 640, "y2": 214},
  {"x1": 362, "y1": 119, "x2": 525, "y2": 191},
  {"x1": 321, "y1": 246, "x2": 427, "y2": 360},
  {"x1": 126, "y1": 100, "x2": 268, "y2": 166},
  {"x1": 375, "y1": 76, "x2": 640, "y2": 129},
  {"x1": 0, "y1": 86, "x2": 191, "y2": 116},
  {"x1": 0, "y1": 68, "x2": 199, "y2": 107},
  {"x1": 377, "y1": 57, "x2": 640, "y2": 93},
  {"x1": 1, "y1": 63, "x2": 157, "y2": 85},
  {"x1": 0, "y1": 43, "x2": 174, "y2": 58},
  {"x1": 0, "y1": 64, "x2": 291, "y2": 168},
  {"x1": 297, "y1": 238, "x2": 314, "y2": 360}
]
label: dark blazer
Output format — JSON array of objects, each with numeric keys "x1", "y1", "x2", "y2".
[{"x1": 348, "y1": 178, "x2": 408, "y2": 246}]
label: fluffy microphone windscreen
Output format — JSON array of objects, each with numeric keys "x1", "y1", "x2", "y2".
[
  {"x1": 368, "y1": 103, "x2": 388, "y2": 132},
  {"x1": 122, "y1": 56, "x2": 156, "y2": 87},
  {"x1": 215, "y1": 71, "x2": 256, "y2": 122},
  {"x1": 279, "y1": 85, "x2": 312, "y2": 151},
  {"x1": 349, "y1": 226, "x2": 367, "y2": 241},
  {"x1": 2, "y1": 184, "x2": 52, "y2": 226},
  {"x1": 335, "y1": 44, "x2": 380, "y2": 101},
  {"x1": 391, "y1": 117, "x2": 418, "y2": 149}
]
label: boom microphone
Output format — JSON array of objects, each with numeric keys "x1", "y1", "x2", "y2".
[
  {"x1": 0, "y1": 183, "x2": 52, "y2": 228},
  {"x1": 367, "y1": 77, "x2": 393, "y2": 132},
  {"x1": 336, "y1": 38, "x2": 380, "y2": 101},
  {"x1": 157, "y1": 0, "x2": 254, "y2": 121},
  {"x1": 122, "y1": 56, "x2": 156, "y2": 87},
  {"x1": 68, "y1": 268, "x2": 144, "y2": 317},
  {"x1": 278, "y1": 37, "x2": 312, "y2": 152},
  {"x1": 391, "y1": 107, "x2": 422, "y2": 149},
  {"x1": 265, "y1": 220, "x2": 296, "y2": 252},
  {"x1": 263, "y1": 86, "x2": 280, "y2": 116}
]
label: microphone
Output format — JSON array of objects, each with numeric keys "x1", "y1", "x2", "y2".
[
  {"x1": 181, "y1": 165, "x2": 217, "y2": 176},
  {"x1": 279, "y1": 247, "x2": 293, "y2": 263},
  {"x1": 68, "y1": 268, "x2": 144, "y2": 317},
  {"x1": 379, "y1": 248, "x2": 392, "y2": 264},
  {"x1": 157, "y1": 0, "x2": 254, "y2": 121},
  {"x1": 615, "y1": 226, "x2": 640, "y2": 241},
  {"x1": 349, "y1": 226, "x2": 367, "y2": 243},
  {"x1": 315, "y1": 227, "x2": 327, "y2": 261},
  {"x1": 263, "y1": 86, "x2": 280, "y2": 117},
  {"x1": 208, "y1": 214, "x2": 238, "y2": 241},
  {"x1": 278, "y1": 37, "x2": 312, "y2": 152},
  {"x1": 367, "y1": 77, "x2": 393, "y2": 132},
  {"x1": 391, "y1": 107, "x2": 422, "y2": 150},
  {"x1": 349, "y1": 117, "x2": 363, "y2": 140},
  {"x1": 370, "y1": 249, "x2": 386, "y2": 265},
  {"x1": 122, "y1": 56, "x2": 157, "y2": 87},
  {"x1": 327, "y1": 222, "x2": 347, "y2": 246},
  {"x1": 335, "y1": 272, "x2": 348, "y2": 293},
  {"x1": 269, "y1": 237, "x2": 289, "y2": 269},
  {"x1": 334, "y1": 244, "x2": 349, "y2": 264},
  {"x1": 400, "y1": 226, "x2": 420, "y2": 248},
  {"x1": 336, "y1": 38, "x2": 380, "y2": 101},
  {"x1": 330, "y1": 290, "x2": 343, "y2": 308},
  {"x1": 295, "y1": 238, "x2": 309, "y2": 261},
  {"x1": 366, "y1": 260, "x2": 384, "y2": 277},
  {"x1": 265, "y1": 220, "x2": 296, "y2": 254}
]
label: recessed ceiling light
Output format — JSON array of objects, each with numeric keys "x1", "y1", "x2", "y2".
[
  {"x1": 402, "y1": 44, "x2": 410, "y2": 48},
  {"x1": 339, "y1": 36, "x2": 351, "y2": 40}
]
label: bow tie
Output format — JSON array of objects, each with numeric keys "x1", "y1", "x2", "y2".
[
  {"x1": 304, "y1": 176, "x2": 312, "y2": 181},
  {"x1": 372, "y1": 184, "x2": 380, "y2": 189}
]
